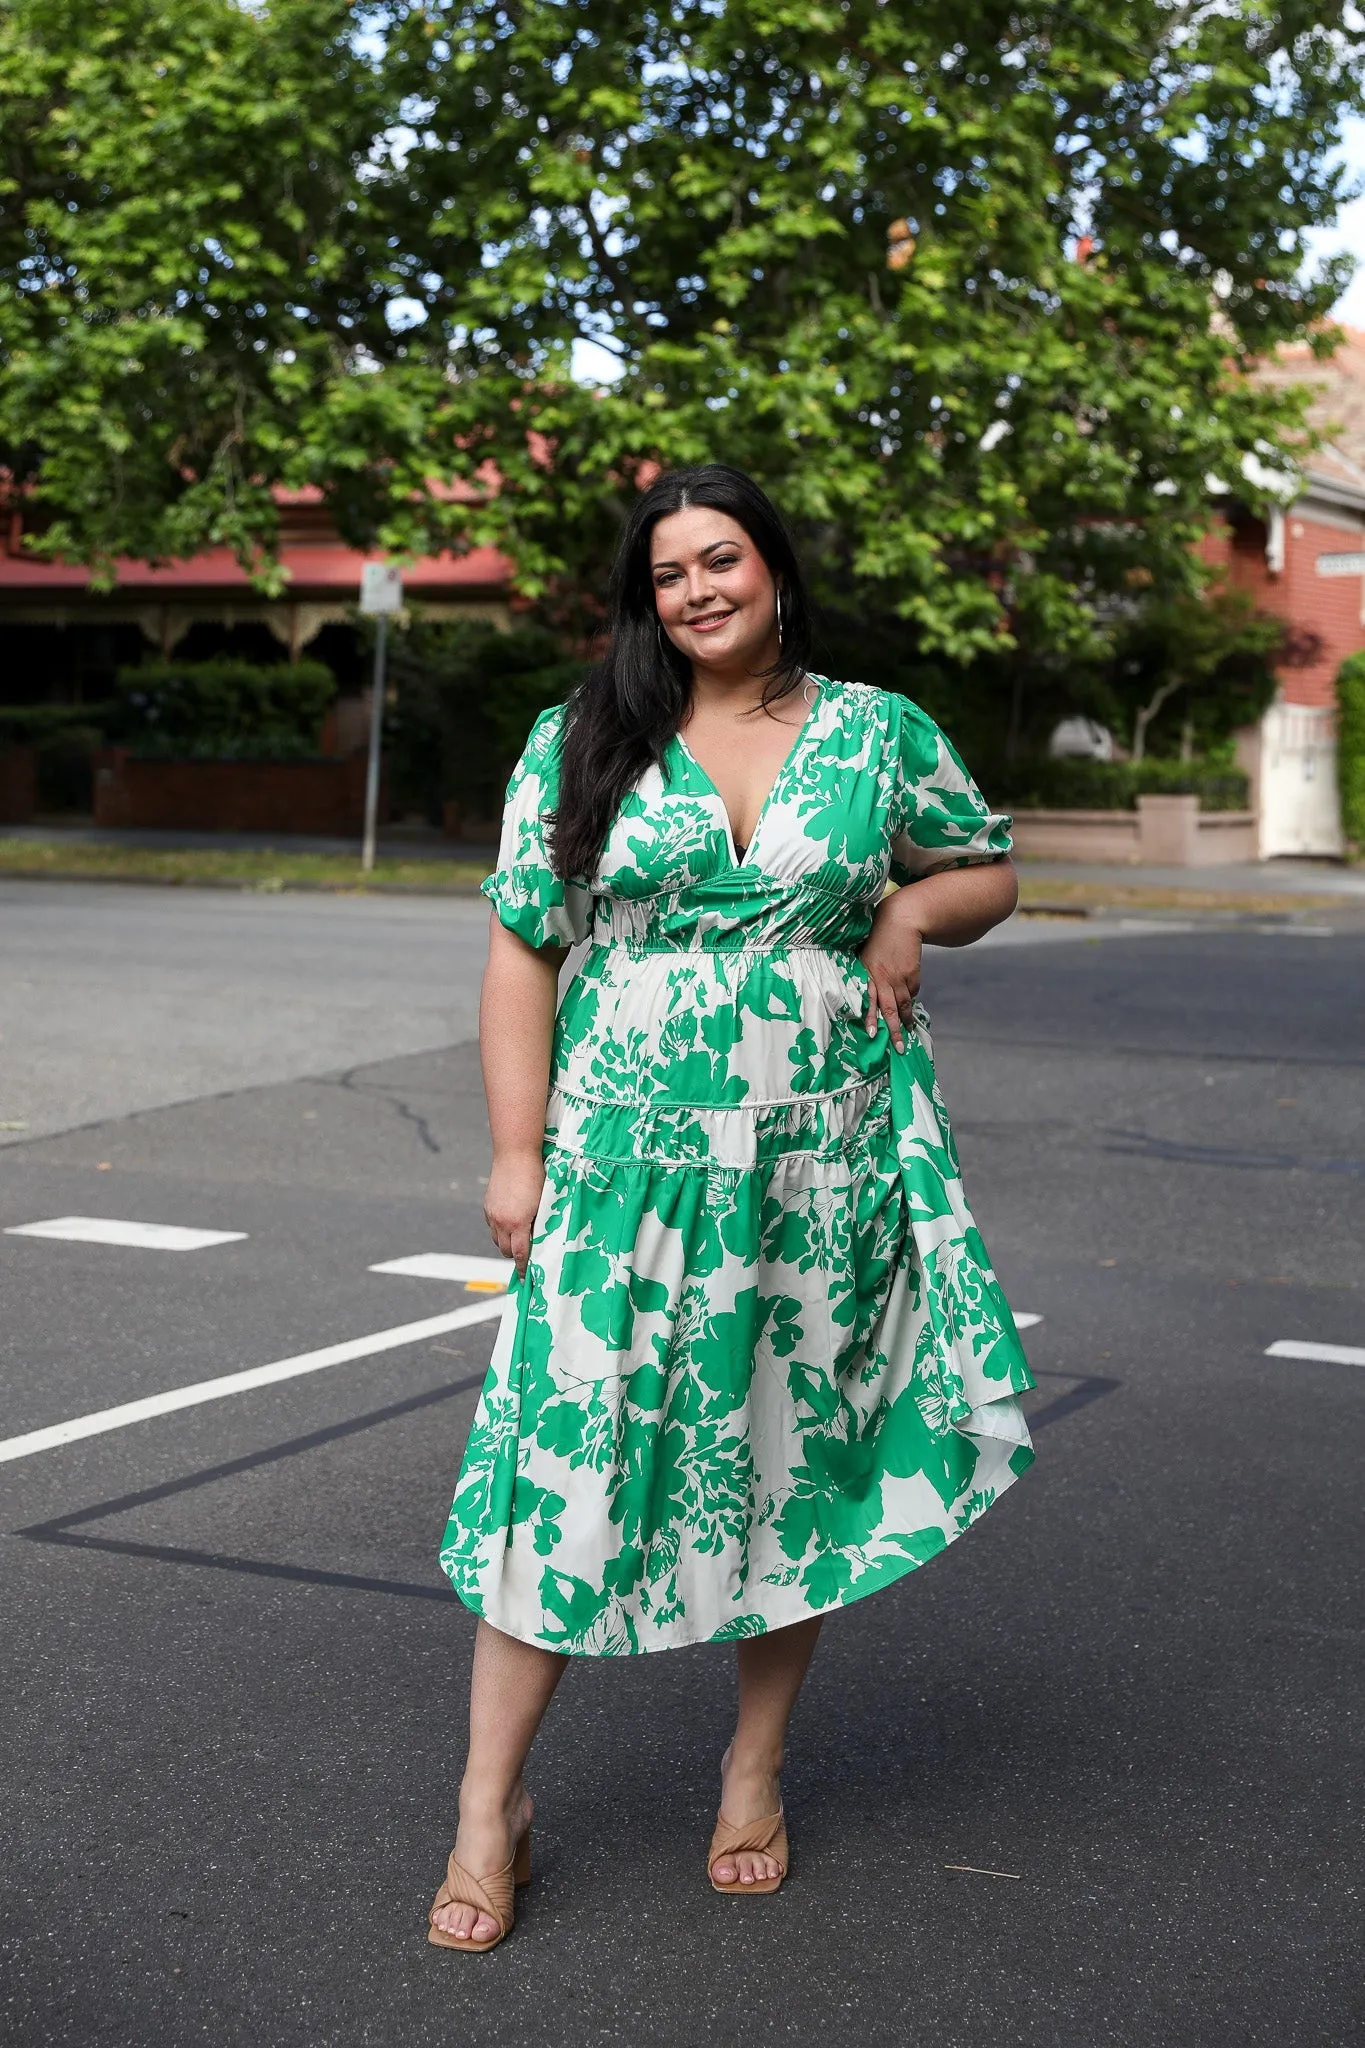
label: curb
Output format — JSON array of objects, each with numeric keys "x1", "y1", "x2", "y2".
[{"x1": 0, "y1": 868, "x2": 490, "y2": 897}]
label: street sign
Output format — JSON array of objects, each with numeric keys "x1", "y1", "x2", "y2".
[
  {"x1": 360, "y1": 562, "x2": 404, "y2": 615},
  {"x1": 358, "y1": 564, "x2": 402, "y2": 871}
]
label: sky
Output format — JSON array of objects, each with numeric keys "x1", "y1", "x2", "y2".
[{"x1": 1307, "y1": 113, "x2": 1365, "y2": 327}]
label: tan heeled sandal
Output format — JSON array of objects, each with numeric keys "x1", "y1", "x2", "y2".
[
  {"x1": 707, "y1": 1809, "x2": 789, "y2": 1895},
  {"x1": 427, "y1": 1827, "x2": 532, "y2": 1952}
]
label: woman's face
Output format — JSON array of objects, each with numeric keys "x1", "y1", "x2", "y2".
[{"x1": 649, "y1": 507, "x2": 780, "y2": 675}]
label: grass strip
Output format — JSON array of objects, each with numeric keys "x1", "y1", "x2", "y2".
[
  {"x1": 0, "y1": 837, "x2": 1353, "y2": 915},
  {"x1": 0, "y1": 839, "x2": 493, "y2": 891},
  {"x1": 1016, "y1": 876, "x2": 1348, "y2": 916}
]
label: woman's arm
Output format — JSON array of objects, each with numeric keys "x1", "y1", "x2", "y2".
[
  {"x1": 859, "y1": 857, "x2": 1019, "y2": 1054},
  {"x1": 480, "y1": 914, "x2": 568, "y2": 1276}
]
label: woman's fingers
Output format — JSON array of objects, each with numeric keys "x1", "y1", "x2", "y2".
[
  {"x1": 485, "y1": 1216, "x2": 536, "y2": 1279},
  {"x1": 878, "y1": 976, "x2": 910, "y2": 1052},
  {"x1": 865, "y1": 973, "x2": 915, "y2": 1051}
]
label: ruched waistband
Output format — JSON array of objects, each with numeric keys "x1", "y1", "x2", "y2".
[{"x1": 589, "y1": 938, "x2": 855, "y2": 956}]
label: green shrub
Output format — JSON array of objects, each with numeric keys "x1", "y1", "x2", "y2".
[
  {"x1": 1338, "y1": 652, "x2": 1365, "y2": 850},
  {"x1": 0, "y1": 701, "x2": 116, "y2": 744},
  {"x1": 995, "y1": 756, "x2": 1250, "y2": 813},
  {"x1": 379, "y1": 619, "x2": 583, "y2": 824},
  {"x1": 111, "y1": 658, "x2": 335, "y2": 757}
]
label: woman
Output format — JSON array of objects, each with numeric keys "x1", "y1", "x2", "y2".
[{"x1": 429, "y1": 464, "x2": 1034, "y2": 1950}]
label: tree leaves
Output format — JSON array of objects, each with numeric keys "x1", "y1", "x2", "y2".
[{"x1": 1, "y1": 0, "x2": 1360, "y2": 664}]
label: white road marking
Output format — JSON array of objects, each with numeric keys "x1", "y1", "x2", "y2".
[
  {"x1": 371, "y1": 1252, "x2": 513, "y2": 1287},
  {"x1": 1266, "y1": 1339, "x2": 1365, "y2": 1368},
  {"x1": 5, "y1": 1216, "x2": 247, "y2": 1252},
  {"x1": 1014, "y1": 1313, "x2": 1043, "y2": 1330},
  {"x1": 0, "y1": 1298, "x2": 510, "y2": 1466}
]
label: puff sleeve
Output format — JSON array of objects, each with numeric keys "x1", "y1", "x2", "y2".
[
  {"x1": 887, "y1": 696, "x2": 1012, "y2": 885},
  {"x1": 480, "y1": 706, "x2": 593, "y2": 949}
]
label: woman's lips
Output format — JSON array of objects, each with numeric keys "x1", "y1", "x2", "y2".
[{"x1": 683, "y1": 610, "x2": 736, "y2": 633}]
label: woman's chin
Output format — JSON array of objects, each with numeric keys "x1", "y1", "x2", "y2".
[{"x1": 687, "y1": 625, "x2": 767, "y2": 666}]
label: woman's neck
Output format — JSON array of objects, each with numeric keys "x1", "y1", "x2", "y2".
[{"x1": 686, "y1": 648, "x2": 796, "y2": 721}]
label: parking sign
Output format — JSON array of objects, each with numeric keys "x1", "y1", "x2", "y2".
[{"x1": 360, "y1": 562, "x2": 403, "y2": 615}]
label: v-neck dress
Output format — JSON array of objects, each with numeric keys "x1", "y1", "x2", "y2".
[{"x1": 439, "y1": 677, "x2": 1035, "y2": 1655}]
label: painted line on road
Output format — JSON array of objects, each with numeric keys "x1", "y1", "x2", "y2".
[
  {"x1": 0, "y1": 1298, "x2": 510, "y2": 1466},
  {"x1": 371, "y1": 1252, "x2": 512, "y2": 1290},
  {"x1": 5, "y1": 1216, "x2": 247, "y2": 1252},
  {"x1": 1014, "y1": 1313, "x2": 1043, "y2": 1331},
  {"x1": 1266, "y1": 1339, "x2": 1365, "y2": 1368}
]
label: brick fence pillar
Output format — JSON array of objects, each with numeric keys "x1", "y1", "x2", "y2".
[{"x1": 1136, "y1": 793, "x2": 1200, "y2": 865}]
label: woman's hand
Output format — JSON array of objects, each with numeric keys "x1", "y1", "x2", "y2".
[
  {"x1": 857, "y1": 859, "x2": 1019, "y2": 1052},
  {"x1": 484, "y1": 1148, "x2": 546, "y2": 1279},
  {"x1": 859, "y1": 896, "x2": 924, "y2": 1054}
]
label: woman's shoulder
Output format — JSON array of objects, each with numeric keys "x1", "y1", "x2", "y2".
[
  {"x1": 512, "y1": 699, "x2": 570, "y2": 774},
  {"x1": 813, "y1": 676, "x2": 933, "y2": 736},
  {"x1": 526, "y1": 699, "x2": 569, "y2": 747}
]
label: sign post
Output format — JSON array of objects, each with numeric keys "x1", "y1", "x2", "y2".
[{"x1": 358, "y1": 563, "x2": 403, "y2": 872}]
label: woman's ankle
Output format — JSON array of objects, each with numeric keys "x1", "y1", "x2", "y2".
[
  {"x1": 457, "y1": 1776, "x2": 529, "y2": 1828},
  {"x1": 724, "y1": 1740, "x2": 784, "y2": 1781}
]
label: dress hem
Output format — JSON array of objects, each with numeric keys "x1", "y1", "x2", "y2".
[{"x1": 445, "y1": 1433, "x2": 1034, "y2": 1660}]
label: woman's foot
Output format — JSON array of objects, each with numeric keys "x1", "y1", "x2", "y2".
[
  {"x1": 430, "y1": 1785, "x2": 533, "y2": 1945},
  {"x1": 710, "y1": 1743, "x2": 784, "y2": 1887}
]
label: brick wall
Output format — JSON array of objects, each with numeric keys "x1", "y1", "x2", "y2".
[
  {"x1": 1204, "y1": 507, "x2": 1365, "y2": 709},
  {"x1": 92, "y1": 750, "x2": 387, "y2": 835},
  {"x1": 0, "y1": 745, "x2": 36, "y2": 823}
]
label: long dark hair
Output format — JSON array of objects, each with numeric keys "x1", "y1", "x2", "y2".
[{"x1": 549, "y1": 464, "x2": 813, "y2": 880}]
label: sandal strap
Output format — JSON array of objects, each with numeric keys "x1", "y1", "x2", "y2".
[
  {"x1": 429, "y1": 1849, "x2": 515, "y2": 1938},
  {"x1": 709, "y1": 1808, "x2": 788, "y2": 1870}
]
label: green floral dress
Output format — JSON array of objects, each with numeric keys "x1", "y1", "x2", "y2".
[{"x1": 439, "y1": 677, "x2": 1034, "y2": 1655}]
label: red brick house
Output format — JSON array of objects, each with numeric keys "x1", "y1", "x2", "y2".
[
  {"x1": 0, "y1": 488, "x2": 512, "y2": 703},
  {"x1": 1211, "y1": 330, "x2": 1365, "y2": 857}
]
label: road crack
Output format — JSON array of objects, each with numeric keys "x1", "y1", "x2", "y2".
[{"x1": 327, "y1": 1066, "x2": 442, "y2": 1153}]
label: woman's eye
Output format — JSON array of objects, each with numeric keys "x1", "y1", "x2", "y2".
[{"x1": 711, "y1": 555, "x2": 738, "y2": 571}]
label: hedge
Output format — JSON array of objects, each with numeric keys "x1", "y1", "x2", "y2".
[
  {"x1": 1338, "y1": 652, "x2": 1365, "y2": 849},
  {"x1": 111, "y1": 658, "x2": 335, "y2": 757},
  {"x1": 0, "y1": 701, "x2": 116, "y2": 744},
  {"x1": 994, "y1": 756, "x2": 1250, "y2": 813}
]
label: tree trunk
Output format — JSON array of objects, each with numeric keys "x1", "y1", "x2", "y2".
[{"x1": 1131, "y1": 675, "x2": 1185, "y2": 763}]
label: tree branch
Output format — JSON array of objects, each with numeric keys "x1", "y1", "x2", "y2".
[{"x1": 1131, "y1": 674, "x2": 1185, "y2": 761}]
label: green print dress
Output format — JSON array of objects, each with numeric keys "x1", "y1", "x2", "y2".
[{"x1": 440, "y1": 677, "x2": 1035, "y2": 1655}]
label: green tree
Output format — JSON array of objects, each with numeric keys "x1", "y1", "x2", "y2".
[
  {"x1": 1338, "y1": 651, "x2": 1365, "y2": 851},
  {"x1": 0, "y1": 0, "x2": 404, "y2": 582},
  {"x1": 2, "y1": 0, "x2": 1362, "y2": 679},
  {"x1": 377, "y1": 0, "x2": 1363, "y2": 665},
  {"x1": 380, "y1": 619, "x2": 581, "y2": 824}
]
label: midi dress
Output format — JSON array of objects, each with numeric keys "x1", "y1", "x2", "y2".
[{"x1": 439, "y1": 676, "x2": 1035, "y2": 1655}]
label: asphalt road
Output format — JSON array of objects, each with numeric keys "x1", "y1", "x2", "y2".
[
  {"x1": 0, "y1": 882, "x2": 491, "y2": 1143},
  {"x1": 2, "y1": 887, "x2": 1362, "y2": 2047}
]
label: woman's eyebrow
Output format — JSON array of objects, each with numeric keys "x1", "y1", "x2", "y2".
[{"x1": 650, "y1": 538, "x2": 743, "y2": 573}]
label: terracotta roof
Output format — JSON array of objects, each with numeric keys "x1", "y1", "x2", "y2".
[
  {"x1": 1254, "y1": 329, "x2": 1365, "y2": 499},
  {"x1": 0, "y1": 535, "x2": 511, "y2": 596}
]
